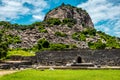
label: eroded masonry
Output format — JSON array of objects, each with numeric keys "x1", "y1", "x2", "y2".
[{"x1": 36, "y1": 49, "x2": 120, "y2": 66}]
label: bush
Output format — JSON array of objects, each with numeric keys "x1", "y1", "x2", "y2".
[
  {"x1": 37, "y1": 38, "x2": 50, "y2": 50},
  {"x1": 79, "y1": 34, "x2": 86, "y2": 41},
  {"x1": 88, "y1": 40, "x2": 106, "y2": 49},
  {"x1": 67, "y1": 23, "x2": 74, "y2": 28},
  {"x1": 62, "y1": 18, "x2": 76, "y2": 28},
  {"x1": 50, "y1": 43, "x2": 67, "y2": 50},
  {"x1": 6, "y1": 35, "x2": 21, "y2": 44},
  {"x1": 63, "y1": 18, "x2": 76, "y2": 24},
  {"x1": 34, "y1": 39, "x2": 78, "y2": 51},
  {"x1": 69, "y1": 44, "x2": 77, "y2": 49},
  {"x1": 55, "y1": 31, "x2": 67, "y2": 37},
  {"x1": 46, "y1": 18, "x2": 61, "y2": 25},
  {"x1": 97, "y1": 31, "x2": 120, "y2": 48},
  {"x1": 38, "y1": 26, "x2": 48, "y2": 33},
  {"x1": 83, "y1": 28, "x2": 96, "y2": 36},
  {"x1": 32, "y1": 22, "x2": 42, "y2": 26},
  {"x1": 72, "y1": 32, "x2": 86, "y2": 41},
  {"x1": 42, "y1": 40, "x2": 50, "y2": 48},
  {"x1": 72, "y1": 33, "x2": 79, "y2": 40}
]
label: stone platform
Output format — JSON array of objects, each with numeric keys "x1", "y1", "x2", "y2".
[
  {"x1": 70, "y1": 63, "x2": 95, "y2": 67},
  {"x1": 35, "y1": 66, "x2": 120, "y2": 70},
  {"x1": 0, "y1": 61, "x2": 32, "y2": 69}
]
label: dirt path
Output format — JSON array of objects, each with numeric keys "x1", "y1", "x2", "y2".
[{"x1": 0, "y1": 70, "x2": 17, "y2": 76}]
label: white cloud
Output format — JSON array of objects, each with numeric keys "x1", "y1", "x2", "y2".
[
  {"x1": 113, "y1": 19, "x2": 120, "y2": 37},
  {"x1": 0, "y1": 0, "x2": 49, "y2": 21},
  {"x1": 32, "y1": 15, "x2": 45, "y2": 21},
  {"x1": 77, "y1": 0, "x2": 120, "y2": 37}
]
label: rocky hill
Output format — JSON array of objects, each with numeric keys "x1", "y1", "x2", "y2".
[
  {"x1": 0, "y1": 4, "x2": 120, "y2": 50},
  {"x1": 45, "y1": 4, "x2": 94, "y2": 28}
]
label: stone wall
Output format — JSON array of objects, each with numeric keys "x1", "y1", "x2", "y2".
[
  {"x1": 36, "y1": 49, "x2": 120, "y2": 66},
  {"x1": 0, "y1": 56, "x2": 37, "y2": 69},
  {"x1": 10, "y1": 56, "x2": 37, "y2": 63}
]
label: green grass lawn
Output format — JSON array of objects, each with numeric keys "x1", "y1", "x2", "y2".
[
  {"x1": 7, "y1": 50, "x2": 35, "y2": 57},
  {"x1": 0, "y1": 69, "x2": 120, "y2": 80}
]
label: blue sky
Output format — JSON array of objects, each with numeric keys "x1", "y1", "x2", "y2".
[{"x1": 0, "y1": 0, "x2": 120, "y2": 37}]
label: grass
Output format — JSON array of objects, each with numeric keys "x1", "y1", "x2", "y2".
[
  {"x1": 7, "y1": 50, "x2": 35, "y2": 57},
  {"x1": 0, "y1": 69, "x2": 120, "y2": 80}
]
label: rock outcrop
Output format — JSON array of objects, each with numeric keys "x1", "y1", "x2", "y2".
[
  {"x1": 45, "y1": 4, "x2": 94, "y2": 29},
  {"x1": 7, "y1": 4, "x2": 95, "y2": 49}
]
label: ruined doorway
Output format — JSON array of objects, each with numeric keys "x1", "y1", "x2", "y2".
[{"x1": 76, "y1": 56, "x2": 82, "y2": 63}]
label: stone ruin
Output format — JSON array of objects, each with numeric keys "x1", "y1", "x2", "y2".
[
  {"x1": 0, "y1": 56, "x2": 36, "y2": 70},
  {"x1": 36, "y1": 49, "x2": 120, "y2": 67},
  {"x1": 0, "y1": 49, "x2": 120, "y2": 69}
]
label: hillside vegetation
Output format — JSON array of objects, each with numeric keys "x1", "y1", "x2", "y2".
[{"x1": 0, "y1": 4, "x2": 120, "y2": 59}]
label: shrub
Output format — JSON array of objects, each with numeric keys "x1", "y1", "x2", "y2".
[
  {"x1": 72, "y1": 32, "x2": 86, "y2": 41},
  {"x1": 72, "y1": 33, "x2": 79, "y2": 40},
  {"x1": 46, "y1": 18, "x2": 61, "y2": 25},
  {"x1": 32, "y1": 22, "x2": 42, "y2": 26},
  {"x1": 88, "y1": 40, "x2": 106, "y2": 49},
  {"x1": 79, "y1": 34, "x2": 86, "y2": 41},
  {"x1": 6, "y1": 35, "x2": 21, "y2": 44},
  {"x1": 70, "y1": 44, "x2": 77, "y2": 49},
  {"x1": 37, "y1": 38, "x2": 50, "y2": 50},
  {"x1": 62, "y1": 18, "x2": 76, "y2": 28},
  {"x1": 55, "y1": 31, "x2": 67, "y2": 37},
  {"x1": 63, "y1": 18, "x2": 76, "y2": 24},
  {"x1": 83, "y1": 28, "x2": 96, "y2": 36},
  {"x1": 50, "y1": 43, "x2": 67, "y2": 50},
  {"x1": 38, "y1": 26, "x2": 47, "y2": 33},
  {"x1": 67, "y1": 22, "x2": 74, "y2": 28}
]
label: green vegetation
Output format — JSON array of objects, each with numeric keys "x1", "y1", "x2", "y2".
[
  {"x1": 38, "y1": 25, "x2": 47, "y2": 33},
  {"x1": 50, "y1": 43, "x2": 69, "y2": 50},
  {"x1": 63, "y1": 18, "x2": 76, "y2": 24},
  {"x1": 43, "y1": 18, "x2": 76, "y2": 28},
  {"x1": 72, "y1": 32, "x2": 86, "y2": 41},
  {"x1": 45, "y1": 18, "x2": 61, "y2": 25},
  {"x1": 83, "y1": 28, "x2": 96, "y2": 36},
  {"x1": 5, "y1": 35, "x2": 21, "y2": 44},
  {"x1": 0, "y1": 21, "x2": 11, "y2": 29},
  {"x1": 50, "y1": 43, "x2": 77, "y2": 50},
  {"x1": 0, "y1": 21, "x2": 42, "y2": 30},
  {"x1": 37, "y1": 38, "x2": 50, "y2": 50},
  {"x1": 0, "y1": 31, "x2": 9, "y2": 59},
  {"x1": 63, "y1": 18, "x2": 76, "y2": 28},
  {"x1": 0, "y1": 42, "x2": 8, "y2": 59},
  {"x1": 72, "y1": 28, "x2": 120, "y2": 49},
  {"x1": 55, "y1": 31, "x2": 67, "y2": 37},
  {"x1": 72, "y1": 28, "x2": 96, "y2": 41},
  {"x1": 0, "y1": 15, "x2": 120, "y2": 58},
  {"x1": 7, "y1": 50, "x2": 35, "y2": 57},
  {"x1": 0, "y1": 69, "x2": 120, "y2": 80},
  {"x1": 88, "y1": 40, "x2": 106, "y2": 49},
  {"x1": 97, "y1": 31, "x2": 120, "y2": 49},
  {"x1": 34, "y1": 38, "x2": 77, "y2": 51}
]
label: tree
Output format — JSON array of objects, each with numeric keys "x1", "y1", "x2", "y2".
[
  {"x1": 37, "y1": 38, "x2": 50, "y2": 50},
  {"x1": 0, "y1": 31, "x2": 9, "y2": 59}
]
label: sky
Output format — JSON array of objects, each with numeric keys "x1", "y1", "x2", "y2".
[{"x1": 0, "y1": 0, "x2": 120, "y2": 37}]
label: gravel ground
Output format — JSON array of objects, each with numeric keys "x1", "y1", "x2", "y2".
[{"x1": 0, "y1": 70, "x2": 17, "y2": 76}]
